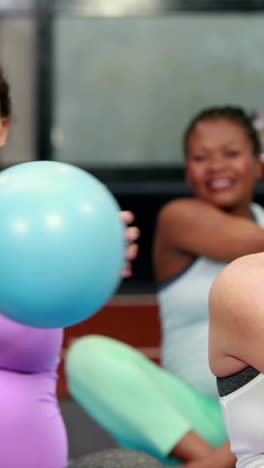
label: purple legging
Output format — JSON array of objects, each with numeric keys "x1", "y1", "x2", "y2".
[{"x1": 0, "y1": 312, "x2": 68, "y2": 468}]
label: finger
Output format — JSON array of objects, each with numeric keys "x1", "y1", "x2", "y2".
[
  {"x1": 125, "y1": 226, "x2": 140, "y2": 242},
  {"x1": 121, "y1": 261, "x2": 132, "y2": 278},
  {"x1": 125, "y1": 243, "x2": 138, "y2": 260},
  {"x1": 119, "y1": 210, "x2": 135, "y2": 225}
]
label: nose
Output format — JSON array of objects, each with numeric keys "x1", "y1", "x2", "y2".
[{"x1": 207, "y1": 153, "x2": 226, "y2": 172}]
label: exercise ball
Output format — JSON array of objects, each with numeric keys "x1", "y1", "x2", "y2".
[{"x1": 0, "y1": 161, "x2": 125, "y2": 328}]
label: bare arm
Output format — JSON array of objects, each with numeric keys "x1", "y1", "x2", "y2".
[{"x1": 156, "y1": 198, "x2": 264, "y2": 263}]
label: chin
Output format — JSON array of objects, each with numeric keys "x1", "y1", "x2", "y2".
[
  {"x1": 208, "y1": 196, "x2": 239, "y2": 211},
  {"x1": 214, "y1": 198, "x2": 248, "y2": 213}
]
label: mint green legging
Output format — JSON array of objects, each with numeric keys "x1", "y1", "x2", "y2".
[{"x1": 65, "y1": 335, "x2": 227, "y2": 466}]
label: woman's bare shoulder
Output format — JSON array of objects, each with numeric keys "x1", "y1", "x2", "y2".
[
  {"x1": 157, "y1": 197, "x2": 216, "y2": 224},
  {"x1": 213, "y1": 252, "x2": 264, "y2": 283},
  {"x1": 210, "y1": 252, "x2": 264, "y2": 320},
  {"x1": 209, "y1": 252, "x2": 264, "y2": 374}
]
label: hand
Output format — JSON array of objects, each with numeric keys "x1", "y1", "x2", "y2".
[{"x1": 120, "y1": 211, "x2": 140, "y2": 277}]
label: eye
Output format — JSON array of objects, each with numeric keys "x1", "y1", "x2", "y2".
[
  {"x1": 190, "y1": 154, "x2": 208, "y2": 162},
  {"x1": 225, "y1": 150, "x2": 239, "y2": 158}
]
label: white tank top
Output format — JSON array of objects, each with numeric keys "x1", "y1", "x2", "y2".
[
  {"x1": 157, "y1": 203, "x2": 264, "y2": 399},
  {"x1": 219, "y1": 372, "x2": 264, "y2": 468}
]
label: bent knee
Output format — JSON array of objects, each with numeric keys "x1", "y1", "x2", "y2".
[{"x1": 65, "y1": 334, "x2": 144, "y2": 381}]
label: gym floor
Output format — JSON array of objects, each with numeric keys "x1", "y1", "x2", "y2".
[{"x1": 60, "y1": 398, "x2": 118, "y2": 460}]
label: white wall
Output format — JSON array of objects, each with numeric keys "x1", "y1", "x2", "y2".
[
  {"x1": 53, "y1": 14, "x2": 264, "y2": 167},
  {"x1": 0, "y1": 17, "x2": 36, "y2": 165}
]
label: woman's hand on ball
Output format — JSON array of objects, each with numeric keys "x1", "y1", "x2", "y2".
[{"x1": 119, "y1": 211, "x2": 140, "y2": 277}]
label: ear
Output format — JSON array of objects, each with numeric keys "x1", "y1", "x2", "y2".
[{"x1": 0, "y1": 117, "x2": 9, "y2": 147}]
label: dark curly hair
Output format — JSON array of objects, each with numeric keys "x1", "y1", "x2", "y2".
[
  {"x1": 183, "y1": 106, "x2": 261, "y2": 157},
  {"x1": 0, "y1": 67, "x2": 11, "y2": 118}
]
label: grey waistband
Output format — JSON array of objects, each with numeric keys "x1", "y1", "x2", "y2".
[{"x1": 217, "y1": 366, "x2": 260, "y2": 397}]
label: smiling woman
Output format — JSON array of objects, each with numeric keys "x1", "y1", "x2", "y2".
[
  {"x1": 183, "y1": 107, "x2": 261, "y2": 212},
  {"x1": 66, "y1": 106, "x2": 264, "y2": 467}
]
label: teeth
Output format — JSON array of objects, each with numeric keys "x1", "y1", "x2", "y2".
[{"x1": 209, "y1": 179, "x2": 232, "y2": 189}]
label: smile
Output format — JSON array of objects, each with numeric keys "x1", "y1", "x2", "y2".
[{"x1": 207, "y1": 179, "x2": 233, "y2": 190}]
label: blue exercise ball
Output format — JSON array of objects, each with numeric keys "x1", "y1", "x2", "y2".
[{"x1": 0, "y1": 161, "x2": 125, "y2": 328}]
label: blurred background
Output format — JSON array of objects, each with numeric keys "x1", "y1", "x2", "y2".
[{"x1": 1, "y1": 0, "x2": 264, "y2": 459}]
